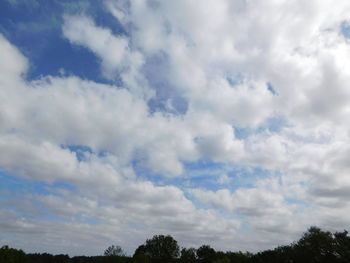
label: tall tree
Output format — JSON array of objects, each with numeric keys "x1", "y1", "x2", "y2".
[
  {"x1": 294, "y1": 226, "x2": 337, "y2": 262},
  {"x1": 334, "y1": 230, "x2": 350, "y2": 262},
  {"x1": 134, "y1": 235, "x2": 180, "y2": 261}
]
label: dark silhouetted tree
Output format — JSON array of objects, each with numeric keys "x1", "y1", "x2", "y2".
[
  {"x1": 197, "y1": 245, "x2": 216, "y2": 263},
  {"x1": 294, "y1": 226, "x2": 337, "y2": 262},
  {"x1": 213, "y1": 256, "x2": 230, "y2": 263},
  {"x1": 180, "y1": 247, "x2": 197, "y2": 263},
  {"x1": 134, "y1": 235, "x2": 179, "y2": 261},
  {"x1": 334, "y1": 230, "x2": 350, "y2": 262},
  {"x1": 0, "y1": 246, "x2": 25, "y2": 263},
  {"x1": 104, "y1": 245, "x2": 126, "y2": 257}
]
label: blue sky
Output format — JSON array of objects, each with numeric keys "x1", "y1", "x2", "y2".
[
  {"x1": 1, "y1": 0, "x2": 350, "y2": 256},
  {"x1": 0, "y1": 0, "x2": 116, "y2": 83}
]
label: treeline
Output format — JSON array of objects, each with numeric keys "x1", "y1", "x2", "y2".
[{"x1": 2, "y1": 226, "x2": 350, "y2": 263}]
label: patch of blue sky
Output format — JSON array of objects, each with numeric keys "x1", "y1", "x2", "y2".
[
  {"x1": 59, "y1": 0, "x2": 128, "y2": 36},
  {"x1": 183, "y1": 191, "x2": 247, "y2": 222},
  {"x1": 0, "y1": 0, "x2": 125, "y2": 84},
  {"x1": 238, "y1": 221, "x2": 256, "y2": 234},
  {"x1": 217, "y1": 209, "x2": 247, "y2": 222},
  {"x1": 184, "y1": 158, "x2": 225, "y2": 171},
  {"x1": 143, "y1": 52, "x2": 189, "y2": 115},
  {"x1": 148, "y1": 96, "x2": 188, "y2": 116},
  {"x1": 285, "y1": 197, "x2": 310, "y2": 207},
  {"x1": 226, "y1": 166, "x2": 274, "y2": 188},
  {"x1": 132, "y1": 159, "x2": 174, "y2": 186},
  {"x1": 0, "y1": 169, "x2": 50, "y2": 195},
  {"x1": 72, "y1": 214, "x2": 100, "y2": 225},
  {"x1": 187, "y1": 196, "x2": 232, "y2": 216},
  {"x1": 226, "y1": 73, "x2": 245, "y2": 86},
  {"x1": 131, "y1": 158, "x2": 207, "y2": 190},
  {"x1": 2, "y1": 0, "x2": 126, "y2": 34},
  {"x1": 62, "y1": 144, "x2": 93, "y2": 162},
  {"x1": 96, "y1": 150, "x2": 123, "y2": 162},
  {"x1": 86, "y1": 3, "x2": 127, "y2": 36},
  {"x1": 50, "y1": 181, "x2": 76, "y2": 192},
  {"x1": 183, "y1": 160, "x2": 275, "y2": 192},
  {"x1": 266, "y1": 82, "x2": 278, "y2": 95},
  {"x1": 341, "y1": 21, "x2": 350, "y2": 38},
  {"x1": 234, "y1": 127, "x2": 254, "y2": 140},
  {"x1": 182, "y1": 160, "x2": 230, "y2": 190},
  {"x1": 0, "y1": 202, "x2": 41, "y2": 222},
  {"x1": 29, "y1": 207, "x2": 80, "y2": 224},
  {"x1": 234, "y1": 114, "x2": 289, "y2": 140},
  {"x1": 63, "y1": 144, "x2": 126, "y2": 164},
  {"x1": 182, "y1": 188, "x2": 223, "y2": 212},
  {"x1": 0, "y1": 169, "x2": 76, "y2": 196},
  {"x1": 0, "y1": 179, "x2": 88, "y2": 223},
  {"x1": 258, "y1": 114, "x2": 289, "y2": 133},
  {"x1": 284, "y1": 198, "x2": 314, "y2": 216},
  {"x1": 0, "y1": 185, "x2": 80, "y2": 224}
]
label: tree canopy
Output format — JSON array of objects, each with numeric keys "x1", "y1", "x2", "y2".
[
  {"x1": 2, "y1": 227, "x2": 350, "y2": 263},
  {"x1": 104, "y1": 245, "x2": 126, "y2": 257},
  {"x1": 134, "y1": 234, "x2": 180, "y2": 261}
]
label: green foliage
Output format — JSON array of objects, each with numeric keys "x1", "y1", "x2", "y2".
[
  {"x1": 131, "y1": 253, "x2": 151, "y2": 263},
  {"x1": 226, "y1": 251, "x2": 252, "y2": 263},
  {"x1": 249, "y1": 226, "x2": 350, "y2": 263},
  {"x1": 134, "y1": 245, "x2": 147, "y2": 257},
  {"x1": 134, "y1": 235, "x2": 180, "y2": 261},
  {"x1": 334, "y1": 230, "x2": 350, "y2": 262},
  {"x1": 71, "y1": 255, "x2": 128, "y2": 263},
  {"x1": 196, "y1": 245, "x2": 216, "y2": 263},
  {"x1": 180, "y1": 247, "x2": 197, "y2": 263},
  {"x1": 0, "y1": 245, "x2": 26, "y2": 263},
  {"x1": 213, "y1": 256, "x2": 230, "y2": 263},
  {"x1": 104, "y1": 245, "x2": 126, "y2": 257},
  {"x1": 293, "y1": 226, "x2": 337, "y2": 262},
  {"x1": 3, "y1": 226, "x2": 350, "y2": 263}
]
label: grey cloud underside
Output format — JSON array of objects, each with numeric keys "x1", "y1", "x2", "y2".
[{"x1": 2, "y1": 0, "x2": 350, "y2": 256}]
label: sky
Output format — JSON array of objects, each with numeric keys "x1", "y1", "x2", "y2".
[{"x1": 1, "y1": 0, "x2": 350, "y2": 257}]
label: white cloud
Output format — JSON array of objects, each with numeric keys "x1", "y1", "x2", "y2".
[
  {"x1": 3, "y1": 0, "x2": 350, "y2": 256},
  {"x1": 62, "y1": 15, "x2": 129, "y2": 78},
  {"x1": 217, "y1": 174, "x2": 230, "y2": 185},
  {"x1": 0, "y1": 35, "x2": 242, "y2": 254},
  {"x1": 190, "y1": 186, "x2": 293, "y2": 218},
  {"x1": 0, "y1": 34, "x2": 28, "y2": 79}
]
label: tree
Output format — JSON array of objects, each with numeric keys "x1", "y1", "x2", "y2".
[
  {"x1": 333, "y1": 230, "x2": 350, "y2": 262},
  {"x1": 226, "y1": 251, "x2": 252, "y2": 263},
  {"x1": 213, "y1": 257, "x2": 230, "y2": 263},
  {"x1": 197, "y1": 245, "x2": 216, "y2": 263},
  {"x1": 104, "y1": 245, "x2": 126, "y2": 257},
  {"x1": 294, "y1": 226, "x2": 337, "y2": 262},
  {"x1": 134, "y1": 235, "x2": 180, "y2": 261},
  {"x1": 180, "y1": 247, "x2": 197, "y2": 263},
  {"x1": 134, "y1": 244, "x2": 147, "y2": 256},
  {"x1": 0, "y1": 245, "x2": 26, "y2": 263},
  {"x1": 132, "y1": 252, "x2": 151, "y2": 263}
]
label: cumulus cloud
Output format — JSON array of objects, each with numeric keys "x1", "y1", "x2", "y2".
[
  {"x1": 62, "y1": 15, "x2": 129, "y2": 78},
  {"x1": 2, "y1": 0, "x2": 350, "y2": 256},
  {"x1": 190, "y1": 187, "x2": 292, "y2": 217},
  {"x1": 0, "y1": 33, "x2": 242, "y2": 254}
]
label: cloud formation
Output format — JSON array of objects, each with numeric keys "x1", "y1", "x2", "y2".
[{"x1": 1, "y1": 0, "x2": 350, "y2": 256}]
